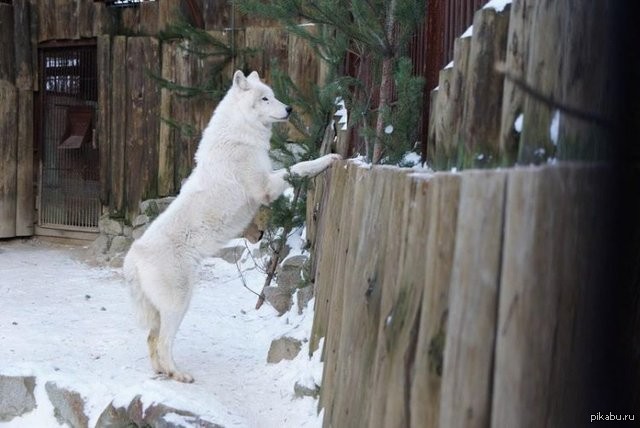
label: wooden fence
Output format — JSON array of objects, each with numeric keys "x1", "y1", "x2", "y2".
[
  {"x1": 426, "y1": 0, "x2": 615, "y2": 169},
  {"x1": 308, "y1": 161, "x2": 615, "y2": 428}
]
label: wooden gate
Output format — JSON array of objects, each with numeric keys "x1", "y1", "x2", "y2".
[{"x1": 37, "y1": 43, "x2": 101, "y2": 237}]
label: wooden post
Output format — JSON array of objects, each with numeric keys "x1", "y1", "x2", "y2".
[
  {"x1": 158, "y1": 41, "x2": 176, "y2": 197},
  {"x1": 110, "y1": 36, "x2": 127, "y2": 216},
  {"x1": 460, "y1": 7, "x2": 510, "y2": 167},
  {"x1": 439, "y1": 170, "x2": 507, "y2": 428},
  {"x1": 491, "y1": 165, "x2": 610, "y2": 427},
  {"x1": 16, "y1": 90, "x2": 34, "y2": 236},
  {"x1": 0, "y1": 4, "x2": 15, "y2": 82},
  {"x1": 0, "y1": 81, "x2": 18, "y2": 238},
  {"x1": 125, "y1": 36, "x2": 160, "y2": 222},
  {"x1": 497, "y1": 0, "x2": 532, "y2": 163},
  {"x1": 517, "y1": 1, "x2": 563, "y2": 164},
  {"x1": 13, "y1": 0, "x2": 32, "y2": 90},
  {"x1": 446, "y1": 36, "x2": 471, "y2": 167},
  {"x1": 432, "y1": 68, "x2": 453, "y2": 167},
  {"x1": 318, "y1": 163, "x2": 358, "y2": 425},
  {"x1": 410, "y1": 172, "x2": 461, "y2": 428},
  {"x1": 97, "y1": 35, "x2": 111, "y2": 206}
]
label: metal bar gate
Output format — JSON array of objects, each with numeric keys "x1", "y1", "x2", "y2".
[{"x1": 38, "y1": 43, "x2": 100, "y2": 233}]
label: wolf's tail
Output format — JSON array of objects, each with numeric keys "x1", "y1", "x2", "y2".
[{"x1": 123, "y1": 248, "x2": 160, "y2": 330}]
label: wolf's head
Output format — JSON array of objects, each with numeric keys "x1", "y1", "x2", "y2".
[{"x1": 231, "y1": 70, "x2": 292, "y2": 127}]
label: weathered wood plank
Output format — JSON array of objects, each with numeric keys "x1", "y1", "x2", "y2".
[
  {"x1": 139, "y1": 0, "x2": 159, "y2": 36},
  {"x1": 445, "y1": 36, "x2": 471, "y2": 166},
  {"x1": 497, "y1": 0, "x2": 532, "y2": 163},
  {"x1": 0, "y1": 81, "x2": 18, "y2": 238},
  {"x1": 0, "y1": 4, "x2": 15, "y2": 82},
  {"x1": 491, "y1": 165, "x2": 610, "y2": 427},
  {"x1": 331, "y1": 167, "x2": 400, "y2": 428},
  {"x1": 125, "y1": 36, "x2": 160, "y2": 222},
  {"x1": 13, "y1": 0, "x2": 33, "y2": 90},
  {"x1": 318, "y1": 163, "x2": 359, "y2": 426},
  {"x1": 461, "y1": 7, "x2": 510, "y2": 166},
  {"x1": 439, "y1": 170, "x2": 507, "y2": 428},
  {"x1": 110, "y1": 36, "x2": 127, "y2": 215},
  {"x1": 244, "y1": 27, "x2": 288, "y2": 82},
  {"x1": 310, "y1": 163, "x2": 346, "y2": 354},
  {"x1": 426, "y1": 88, "x2": 438, "y2": 165},
  {"x1": 517, "y1": 1, "x2": 563, "y2": 163},
  {"x1": 97, "y1": 35, "x2": 111, "y2": 205},
  {"x1": 157, "y1": 0, "x2": 182, "y2": 33},
  {"x1": 376, "y1": 173, "x2": 429, "y2": 428},
  {"x1": 77, "y1": 0, "x2": 94, "y2": 38},
  {"x1": 158, "y1": 41, "x2": 176, "y2": 197},
  {"x1": 410, "y1": 172, "x2": 461, "y2": 428},
  {"x1": 16, "y1": 90, "x2": 34, "y2": 236},
  {"x1": 432, "y1": 68, "x2": 453, "y2": 166}
]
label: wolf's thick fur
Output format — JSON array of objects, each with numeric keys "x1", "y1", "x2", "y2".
[{"x1": 123, "y1": 70, "x2": 340, "y2": 382}]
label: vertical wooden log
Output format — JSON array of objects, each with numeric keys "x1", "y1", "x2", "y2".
[
  {"x1": 439, "y1": 170, "x2": 507, "y2": 428},
  {"x1": 0, "y1": 4, "x2": 15, "y2": 82},
  {"x1": 461, "y1": 7, "x2": 510, "y2": 167},
  {"x1": 377, "y1": 174, "x2": 433, "y2": 428},
  {"x1": 158, "y1": 0, "x2": 183, "y2": 33},
  {"x1": 310, "y1": 163, "x2": 347, "y2": 354},
  {"x1": 497, "y1": 0, "x2": 532, "y2": 163},
  {"x1": 557, "y1": 3, "x2": 615, "y2": 160},
  {"x1": 410, "y1": 172, "x2": 461, "y2": 428},
  {"x1": 432, "y1": 68, "x2": 453, "y2": 167},
  {"x1": 0, "y1": 81, "x2": 18, "y2": 238},
  {"x1": 13, "y1": 0, "x2": 33, "y2": 90},
  {"x1": 54, "y1": 0, "x2": 75, "y2": 40},
  {"x1": 110, "y1": 36, "x2": 127, "y2": 215},
  {"x1": 139, "y1": 0, "x2": 159, "y2": 36},
  {"x1": 426, "y1": 88, "x2": 438, "y2": 165},
  {"x1": 158, "y1": 41, "x2": 176, "y2": 197},
  {"x1": 97, "y1": 35, "x2": 111, "y2": 205},
  {"x1": 125, "y1": 37, "x2": 160, "y2": 222},
  {"x1": 16, "y1": 90, "x2": 34, "y2": 236},
  {"x1": 244, "y1": 27, "x2": 288, "y2": 82},
  {"x1": 517, "y1": 1, "x2": 563, "y2": 164},
  {"x1": 318, "y1": 163, "x2": 358, "y2": 426},
  {"x1": 77, "y1": 0, "x2": 94, "y2": 38},
  {"x1": 491, "y1": 165, "x2": 610, "y2": 427},
  {"x1": 446, "y1": 36, "x2": 471, "y2": 166},
  {"x1": 330, "y1": 167, "x2": 400, "y2": 428}
]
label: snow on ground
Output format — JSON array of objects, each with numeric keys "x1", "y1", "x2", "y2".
[{"x1": 0, "y1": 236, "x2": 323, "y2": 427}]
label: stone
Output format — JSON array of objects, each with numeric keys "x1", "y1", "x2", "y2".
[
  {"x1": 89, "y1": 234, "x2": 110, "y2": 256},
  {"x1": 132, "y1": 214, "x2": 149, "y2": 228},
  {"x1": 0, "y1": 375, "x2": 36, "y2": 422},
  {"x1": 296, "y1": 285, "x2": 314, "y2": 315},
  {"x1": 294, "y1": 379, "x2": 321, "y2": 399},
  {"x1": 276, "y1": 255, "x2": 309, "y2": 292},
  {"x1": 45, "y1": 382, "x2": 89, "y2": 428},
  {"x1": 96, "y1": 396, "x2": 223, "y2": 428},
  {"x1": 98, "y1": 216, "x2": 123, "y2": 236},
  {"x1": 108, "y1": 235, "x2": 132, "y2": 255},
  {"x1": 263, "y1": 286, "x2": 293, "y2": 316},
  {"x1": 216, "y1": 245, "x2": 245, "y2": 264},
  {"x1": 132, "y1": 224, "x2": 148, "y2": 240},
  {"x1": 267, "y1": 336, "x2": 302, "y2": 363}
]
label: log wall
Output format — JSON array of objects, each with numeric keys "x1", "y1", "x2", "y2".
[
  {"x1": 427, "y1": 0, "x2": 615, "y2": 169},
  {"x1": 0, "y1": 0, "x2": 326, "y2": 234},
  {"x1": 309, "y1": 161, "x2": 615, "y2": 428}
]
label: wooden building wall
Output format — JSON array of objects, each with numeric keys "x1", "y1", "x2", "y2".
[{"x1": 0, "y1": 0, "x2": 325, "y2": 235}]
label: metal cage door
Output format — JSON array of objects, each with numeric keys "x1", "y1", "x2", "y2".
[{"x1": 38, "y1": 44, "x2": 100, "y2": 233}]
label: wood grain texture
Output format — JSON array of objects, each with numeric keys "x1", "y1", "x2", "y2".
[
  {"x1": 16, "y1": 90, "x2": 34, "y2": 236},
  {"x1": 0, "y1": 80, "x2": 18, "y2": 237}
]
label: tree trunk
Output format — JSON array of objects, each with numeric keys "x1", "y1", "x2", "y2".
[{"x1": 372, "y1": 0, "x2": 397, "y2": 164}]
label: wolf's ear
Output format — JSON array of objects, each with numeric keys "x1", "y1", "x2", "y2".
[
  {"x1": 233, "y1": 70, "x2": 250, "y2": 91},
  {"x1": 247, "y1": 71, "x2": 260, "y2": 82}
]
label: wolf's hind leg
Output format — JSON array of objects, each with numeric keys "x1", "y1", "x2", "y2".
[
  {"x1": 156, "y1": 306, "x2": 194, "y2": 383},
  {"x1": 147, "y1": 325, "x2": 162, "y2": 374}
]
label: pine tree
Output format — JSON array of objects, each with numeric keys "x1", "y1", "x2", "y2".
[{"x1": 236, "y1": 0, "x2": 425, "y2": 164}]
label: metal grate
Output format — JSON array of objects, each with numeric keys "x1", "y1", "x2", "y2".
[{"x1": 39, "y1": 44, "x2": 100, "y2": 232}]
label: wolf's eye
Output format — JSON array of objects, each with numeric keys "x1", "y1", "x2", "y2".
[{"x1": 261, "y1": 97, "x2": 268, "y2": 101}]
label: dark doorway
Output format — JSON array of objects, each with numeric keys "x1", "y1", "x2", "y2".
[{"x1": 37, "y1": 43, "x2": 100, "y2": 234}]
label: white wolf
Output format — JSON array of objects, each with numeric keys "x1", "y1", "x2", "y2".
[{"x1": 123, "y1": 70, "x2": 340, "y2": 382}]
